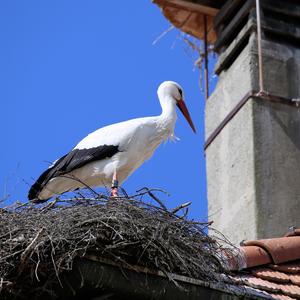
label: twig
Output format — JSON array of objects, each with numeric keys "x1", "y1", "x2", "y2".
[
  {"x1": 60, "y1": 174, "x2": 99, "y2": 198},
  {"x1": 41, "y1": 197, "x2": 59, "y2": 212},
  {"x1": 182, "y1": 207, "x2": 189, "y2": 219},
  {"x1": 171, "y1": 202, "x2": 192, "y2": 214},
  {"x1": 152, "y1": 25, "x2": 174, "y2": 45},
  {"x1": 0, "y1": 249, "x2": 24, "y2": 262},
  {"x1": 3, "y1": 201, "x2": 30, "y2": 210},
  {"x1": 20, "y1": 228, "x2": 46, "y2": 264},
  {"x1": 120, "y1": 187, "x2": 129, "y2": 198},
  {"x1": 135, "y1": 187, "x2": 170, "y2": 196},
  {"x1": 134, "y1": 187, "x2": 169, "y2": 211},
  {"x1": 0, "y1": 278, "x2": 12, "y2": 292},
  {"x1": 77, "y1": 216, "x2": 118, "y2": 227}
]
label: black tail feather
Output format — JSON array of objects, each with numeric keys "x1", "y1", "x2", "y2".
[
  {"x1": 28, "y1": 154, "x2": 69, "y2": 202},
  {"x1": 28, "y1": 145, "x2": 119, "y2": 202},
  {"x1": 28, "y1": 167, "x2": 54, "y2": 201}
]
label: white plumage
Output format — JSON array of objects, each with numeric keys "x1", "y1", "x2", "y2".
[{"x1": 28, "y1": 81, "x2": 195, "y2": 201}]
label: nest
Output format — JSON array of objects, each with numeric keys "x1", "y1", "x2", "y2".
[{"x1": 0, "y1": 189, "x2": 234, "y2": 299}]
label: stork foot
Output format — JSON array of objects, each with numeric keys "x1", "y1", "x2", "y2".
[
  {"x1": 110, "y1": 179, "x2": 119, "y2": 197},
  {"x1": 110, "y1": 187, "x2": 119, "y2": 197}
]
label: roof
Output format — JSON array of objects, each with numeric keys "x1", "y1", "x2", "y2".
[
  {"x1": 58, "y1": 255, "x2": 267, "y2": 300},
  {"x1": 153, "y1": 0, "x2": 220, "y2": 43},
  {"x1": 228, "y1": 229, "x2": 300, "y2": 300},
  {"x1": 54, "y1": 229, "x2": 300, "y2": 300},
  {"x1": 2, "y1": 197, "x2": 299, "y2": 299}
]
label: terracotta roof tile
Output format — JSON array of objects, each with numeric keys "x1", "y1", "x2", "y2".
[
  {"x1": 285, "y1": 229, "x2": 300, "y2": 238},
  {"x1": 252, "y1": 268, "x2": 291, "y2": 284},
  {"x1": 290, "y1": 275, "x2": 300, "y2": 286},
  {"x1": 243, "y1": 236, "x2": 300, "y2": 264},
  {"x1": 270, "y1": 262, "x2": 300, "y2": 274},
  {"x1": 238, "y1": 275, "x2": 300, "y2": 299},
  {"x1": 268, "y1": 294, "x2": 297, "y2": 300},
  {"x1": 277, "y1": 283, "x2": 300, "y2": 299},
  {"x1": 229, "y1": 233, "x2": 300, "y2": 299},
  {"x1": 239, "y1": 275, "x2": 282, "y2": 293},
  {"x1": 242, "y1": 246, "x2": 272, "y2": 268},
  {"x1": 236, "y1": 261, "x2": 300, "y2": 299},
  {"x1": 250, "y1": 267, "x2": 300, "y2": 287}
]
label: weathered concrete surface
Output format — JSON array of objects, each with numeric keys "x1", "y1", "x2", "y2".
[
  {"x1": 206, "y1": 33, "x2": 300, "y2": 244},
  {"x1": 253, "y1": 99, "x2": 300, "y2": 239}
]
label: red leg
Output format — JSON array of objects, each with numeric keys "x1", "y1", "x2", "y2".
[{"x1": 110, "y1": 172, "x2": 119, "y2": 197}]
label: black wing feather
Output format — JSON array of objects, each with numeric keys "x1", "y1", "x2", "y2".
[{"x1": 28, "y1": 145, "x2": 119, "y2": 201}]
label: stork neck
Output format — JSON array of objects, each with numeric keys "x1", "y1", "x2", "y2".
[{"x1": 160, "y1": 96, "x2": 177, "y2": 121}]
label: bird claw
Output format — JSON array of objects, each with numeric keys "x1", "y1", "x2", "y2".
[{"x1": 110, "y1": 187, "x2": 119, "y2": 197}]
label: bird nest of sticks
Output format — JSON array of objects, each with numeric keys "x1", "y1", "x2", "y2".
[{"x1": 0, "y1": 188, "x2": 235, "y2": 299}]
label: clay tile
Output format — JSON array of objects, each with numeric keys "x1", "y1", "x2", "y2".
[
  {"x1": 270, "y1": 261, "x2": 300, "y2": 274},
  {"x1": 290, "y1": 275, "x2": 300, "y2": 286},
  {"x1": 252, "y1": 267, "x2": 291, "y2": 283},
  {"x1": 285, "y1": 228, "x2": 300, "y2": 237},
  {"x1": 277, "y1": 283, "x2": 300, "y2": 299},
  {"x1": 240, "y1": 274, "x2": 282, "y2": 293},
  {"x1": 241, "y1": 246, "x2": 272, "y2": 268},
  {"x1": 269, "y1": 293, "x2": 297, "y2": 300},
  {"x1": 243, "y1": 237, "x2": 300, "y2": 264},
  {"x1": 240, "y1": 275, "x2": 300, "y2": 298}
]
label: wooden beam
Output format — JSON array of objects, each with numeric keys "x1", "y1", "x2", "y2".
[
  {"x1": 153, "y1": 0, "x2": 219, "y2": 17},
  {"x1": 263, "y1": 0, "x2": 300, "y2": 19},
  {"x1": 214, "y1": 0, "x2": 244, "y2": 28},
  {"x1": 214, "y1": 0, "x2": 255, "y2": 51},
  {"x1": 215, "y1": 18, "x2": 256, "y2": 74},
  {"x1": 263, "y1": 15, "x2": 300, "y2": 42}
]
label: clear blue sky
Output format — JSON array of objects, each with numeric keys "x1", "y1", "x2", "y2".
[{"x1": 0, "y1": 1, "x2": 216, "y2": 220}]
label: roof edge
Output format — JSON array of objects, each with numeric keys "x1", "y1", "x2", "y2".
[{"x1": 153, "y1": 0, "x2": 219, "y2": 16}]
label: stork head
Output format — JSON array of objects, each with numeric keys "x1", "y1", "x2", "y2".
[{"x1": 157, "y1": 81, "x2": 196, "y2": 133}]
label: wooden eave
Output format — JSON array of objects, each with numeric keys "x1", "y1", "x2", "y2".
[
  {"x1": 153, "y1": 0, "x2": 220, "y2": 44},
  {"x1": 54, "y1": 256, "x2": 269, "y2": 299}
]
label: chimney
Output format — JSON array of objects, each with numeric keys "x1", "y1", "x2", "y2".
[{"x1": 206, "y1": 0, "x2": 300, "y2": 244}]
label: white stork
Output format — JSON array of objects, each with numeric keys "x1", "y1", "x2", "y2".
[{"x1": 28, "y1": 81, "x2": 196, "y2": 202}]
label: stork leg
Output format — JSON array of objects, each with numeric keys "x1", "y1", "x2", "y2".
[{"x1": 110, "y1": 172, "x2": 119, "y2": 197}]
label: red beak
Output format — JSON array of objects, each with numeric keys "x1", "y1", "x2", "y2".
[{"x1": 176, "y1": 99, "x2": 196, "y2": 133}]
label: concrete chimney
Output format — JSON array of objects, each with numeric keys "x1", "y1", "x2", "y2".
[{"x1": 206, "y1": 0, "x2": 300, "y2": 244}]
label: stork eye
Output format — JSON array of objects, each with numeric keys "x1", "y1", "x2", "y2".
[{"x1": 178, "y1": 88, "x2": 183, "y2": 97}]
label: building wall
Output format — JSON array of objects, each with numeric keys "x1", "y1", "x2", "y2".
[
  {"x1": 253, "y1": 38, "x2": 300, "y2": 239},
  {"x1": 206, "y1": 33, "x2": 300, "y2": 244}
]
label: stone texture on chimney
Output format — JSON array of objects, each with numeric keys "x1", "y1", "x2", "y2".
[{"x1": 206, "y1": 0, "x2": 300, "y2": 245}]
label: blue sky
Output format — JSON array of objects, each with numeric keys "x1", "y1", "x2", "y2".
[{"x1": 0, "y1": 1, "x2": 216, "y2": 220}]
